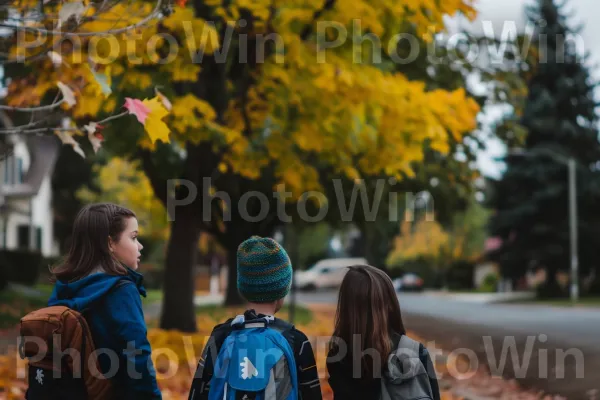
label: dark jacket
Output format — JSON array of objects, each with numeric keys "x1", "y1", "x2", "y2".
[
  {"x1": 327, "y1": 333, "x2": 440, "y2": 400},
  {"x1": 47, "y1": 267, "x2": 161, "y2": 400},
  {"x1": 188, "y1": 309, "x2": 322, "y2": 400}
]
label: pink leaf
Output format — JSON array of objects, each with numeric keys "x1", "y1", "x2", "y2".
[{"x1": 124, "y1": 97, "x2": 151, "y2": 124}]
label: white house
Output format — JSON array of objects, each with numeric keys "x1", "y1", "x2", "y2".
[{"x1": 0, "y1": 121, "x2": 60, "y2": 257}]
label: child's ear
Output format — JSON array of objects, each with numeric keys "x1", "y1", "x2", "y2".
[{"x1": 275, "y1": 298, "x2": 284, "y2": 311}]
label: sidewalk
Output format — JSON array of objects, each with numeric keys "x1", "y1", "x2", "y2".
[
  {"x1": 420, "y1": 290, "x2": 536, "y2": 304},
  {"x1": 194, "y1": 293, "x2": 223, "y2": 306}
]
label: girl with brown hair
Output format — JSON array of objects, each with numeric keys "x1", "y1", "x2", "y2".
[
  {"x1": 327, "y1": 265, "x2": 440, "y2": 399},
  {"x1": 42, "y1": 203, "x2": 161, "y2": 399}
]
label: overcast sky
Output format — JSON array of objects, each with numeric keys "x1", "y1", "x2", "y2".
[{"x1": 458, "y1": 0, "x2": 600, "y2": 178}]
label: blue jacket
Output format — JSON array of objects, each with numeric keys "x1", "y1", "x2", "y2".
[{"x1": 48, "y1": 267, "x2": 162, "y2": 399}]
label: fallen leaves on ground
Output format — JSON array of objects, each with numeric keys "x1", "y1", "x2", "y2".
[{"x1": 0, "y1": 304, "x2": 560, "y2": 400}]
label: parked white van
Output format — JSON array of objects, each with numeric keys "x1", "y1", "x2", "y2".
[{"x1": 294, "y1": 257, "x2": 368, "y2": 290}]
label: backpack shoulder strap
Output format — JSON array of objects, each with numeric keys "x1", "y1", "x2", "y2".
[
  {"x1": 270, "y1": 319, "x2": 296, "y2": 353},
  {"x1": 269, "y1": 318, "x2": 294, "y2": 335}
]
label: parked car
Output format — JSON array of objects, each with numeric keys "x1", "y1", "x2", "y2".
[
  {"x1": 393, "y1": 273, "x2": 424, "y2": 292},
  {"x1": 294, "y1": 257, "x2": 367, "y2": 291}
]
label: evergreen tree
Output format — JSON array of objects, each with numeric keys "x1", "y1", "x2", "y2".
[{"x1": 487, "y1": 0, "x2": 600, "y2": 297}]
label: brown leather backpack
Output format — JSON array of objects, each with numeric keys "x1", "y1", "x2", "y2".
[{"x1": 19, "y1": 305, "x2": 115, "y2": 399}]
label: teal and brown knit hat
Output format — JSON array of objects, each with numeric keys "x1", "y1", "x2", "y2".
[{"x1": 237, "y1": 236, "x2": 293, "y2": 303}]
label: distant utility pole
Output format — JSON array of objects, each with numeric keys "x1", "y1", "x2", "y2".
[{"x1": 509, "y1": 148, "x2": 579, "y2": 303}]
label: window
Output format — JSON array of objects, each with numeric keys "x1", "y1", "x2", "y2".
[
  {"x1": 36, "y1": 227, "x2": 42, "y2": 252},
  {"x1": 16, "y1": 157, "x2": 23, "y2": 184},
  {"x1": 16, "y1": 225, "x2": 42, "y2": 250},
  {"x1": 17, "y1": 225, "x2": 29, "y2": 249},
  {"x1": 3, "y1": 154, "x2": 12, "y2": 184}
]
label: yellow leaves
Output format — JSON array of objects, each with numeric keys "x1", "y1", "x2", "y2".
[
  {"x1": 264, "y1": 64, "x2": 292, "y2": 86},
  {"x1": 160, "y1": 58, "x2": 201, "y2": 82},
  {"x1": 171, "y1": 94, "x2": 217, "y2": 133},
  {"x1": 123, "y1": 96, "x2": 171, "y2": 144},
  {"x1": 277, "y1": 8, "x2": 315, "y2": 27},
  {"x1": 387, "y1": 218, "x2": 449, "y2": 267},
  {"x1": 233, "y1": 0, "x2": 271, "y2": 21},
  {"x1": 162, "y1": 7, "x2": 195, "y2": 31},
  {"x1": 73, "y1": 84, "x2": 105, "y2": 118},
  {"x1": 121, "y1": 71, "x2": 154, "y2": 90},
  {"x1": 81, "y1": 2, "x2": 154, "y2": 32},
  {"x1": 164, "y1": 10, "x2": 220, "y2": 55},
  {"x1": 254, "y1": 41, "x2": 479, "y2": 186},
  {"x1": 6, "y1": 0, "x2": 481, "y2": 201},
  {"x1": 143, "y1": 97, "x2": 171, "y2": 144},
  {"x1": 184, "y1": 20, "x2": 220, "y2": 55}
]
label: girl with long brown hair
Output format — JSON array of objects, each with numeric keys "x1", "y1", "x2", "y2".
[
  {"x1": 42, "y1": 203, "x2": 161, "y2": 399},
  {"x1": 327, "y1": 265, "x2": 440, "y2": 399}
]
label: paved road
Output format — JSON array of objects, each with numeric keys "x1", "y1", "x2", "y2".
[
  {"x1": 293, "y1": 290, "x2": 600, "y2": 348},
  {"x1": 290, "y1": 290, "x2": 600, "y2": 399}
]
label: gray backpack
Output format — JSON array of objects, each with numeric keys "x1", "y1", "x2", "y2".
[{"x1": 380, "y1": 335, "x2": 434, "y2": 400}]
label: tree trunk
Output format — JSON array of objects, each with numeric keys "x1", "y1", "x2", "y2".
[
  {"x1": 159, "y1": 206, "x2": 201, "y2": 332},
  {"x1": 225, "y1": 243, "x2": 244, "y2": 306}
]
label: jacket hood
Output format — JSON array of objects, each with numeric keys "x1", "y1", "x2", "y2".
[{"x1": 48, "y1": 267, "x2": 146, "y2": 312}]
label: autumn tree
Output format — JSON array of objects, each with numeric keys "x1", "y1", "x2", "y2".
[
  {"x1": 320, "y1": 29, "x2": 529, "y2": 270},
  {"x1": 487, "y1": 0, "x2": 600, "y2": 297},
  {"x1": 6, "y1": 0, "x2": 480, "y2": 331},
  {"x1": 387, "y1": 197, "x2": 488, "y2": 287}
]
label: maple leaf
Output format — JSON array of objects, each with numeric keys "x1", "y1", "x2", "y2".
[
  {"x1": 57, "y1": 82, "x2": 76, "y2": 108},
  {"x1": 142, "y1": 97, "x2": 171, "y2": 144},
  {"x1": 124, "y1": 97, "x2": 150, "y2": 124}
]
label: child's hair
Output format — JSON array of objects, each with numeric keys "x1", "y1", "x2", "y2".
[
  {"x1": 51, "y1": 203, "x2": 136, "y2": 283},
  {"x1": 331, "y1": 265, "x2": 406, "y2": 378}
]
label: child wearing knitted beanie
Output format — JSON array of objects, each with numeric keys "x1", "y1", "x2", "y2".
[{"x1": 188, "y1": 236, "x2": 322, "y2": 400}]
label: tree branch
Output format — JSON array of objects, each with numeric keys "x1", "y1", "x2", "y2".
[
  {"x1": 0, "y1": 0, "x2": 165, "y2": 37},
  {"x1": 0, "y1": 99, "x2": 66, "y2": 112},
  {"x1": 0, "y1": 110, "x2": 129, "y2": 135}
]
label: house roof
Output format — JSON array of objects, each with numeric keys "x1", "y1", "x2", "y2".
[{"x1": 1, "y1": 135, "x2": 60, "y2": 198}]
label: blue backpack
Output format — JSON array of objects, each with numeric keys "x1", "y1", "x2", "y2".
[{"x1": 208, "y1": 315, "x2": 299, "y2": 400}]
